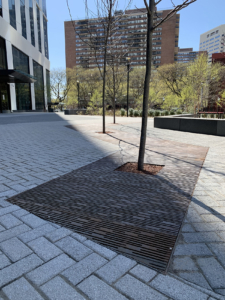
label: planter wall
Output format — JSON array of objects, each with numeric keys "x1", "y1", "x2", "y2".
[{"x1": 154, "y1": 116, "x2": 225, "y2": 136}]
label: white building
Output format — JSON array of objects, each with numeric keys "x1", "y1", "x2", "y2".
[
  {"x1": 0, "y1": 0, "x2": 50, "y2": 113},
  {"x1": 199, "y1": 25, "x2": 225, "y2": 63}
]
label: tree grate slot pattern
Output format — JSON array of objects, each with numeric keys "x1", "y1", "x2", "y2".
[{"x1": 7, "y1": 144, "x2": 208, "y2": 272}]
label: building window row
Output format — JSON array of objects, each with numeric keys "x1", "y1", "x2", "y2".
[
  {"x1": 9, "y1": 0, "x2": 16, "y2": 29},
  {"x1": 20, "y1": 0, "x2": 27, "y2": 39},
  {"x1": 0, "y1": 0, "x2": 2, "y2": 17}
]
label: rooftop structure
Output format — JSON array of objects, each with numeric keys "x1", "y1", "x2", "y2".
[{"x1": 177, "y1": 48, "x2": 207, "y2": 63}]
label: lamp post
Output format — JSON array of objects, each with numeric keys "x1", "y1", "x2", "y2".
[
  {"x1": 77, "y1": 80, "x2": 80, "y2": 109},
  {"x1": 126, "y1": 57, "x2": 131, "y2": 117}
]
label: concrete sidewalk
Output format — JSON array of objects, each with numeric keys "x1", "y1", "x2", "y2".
[{"x1": 0, "y1": 113, "x2": 224, "y2": 300}]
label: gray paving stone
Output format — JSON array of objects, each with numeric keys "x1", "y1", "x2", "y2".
[
  {"x1": 41, "y1": 276, "x2": 85, "y2": 300},
  {"x1": 71, "y1": 232, "x2": 87, "y2": 242},
  {"x1": 0, "y1": 254, "x2": 43, "y2": 287},
  {"x1": 182, "y1": 232, "x2": 222, "y2": 243},
  {"x1": 192, "y1": 222, "x2": 225, "y2": 232},
  {"x1": 129, "y1": 264, "x2": 157, "y2": 282},
  {"x1": 214, "y1": 289, "x2": 225, "y2": 296},
  {"x1": 178, "y1": 272, "x2": 212, "y2": 290},
  {"x1": 12, "y1": 208, "x2": 29, "y2": 218},
  {"x1": 0, "y1": 190, "x2": 17, "y2": 198},
  {"x1": 28, "y1": 237, "x2": 62, "y2": 262},
  {"x1": 56, "y1": 236, "x2": 92, "y2": 261},
  {"x1": 181, "y1": 224, "x2": 195, "y2": 232},
  {"x1": 174, "y1": 244, "x2": 212, "y2": 256},
  {"x1": 115, "y1": 274, "x2": 168, "y2": 300},
  {"x1": 0, "y1": 200, "x2": 11, "y2": 208},
  {"x1": 0, "y1": 254, "x2": 11, "y2": 269},
  {"x1": 0, "y1": 225, "x2": 5, "y2": 232},
  {"x1": 96, "y1": 255, "x2": 136, "y2": 284},
  {"x1": 3, "y1": 277, "x2": 44, "y2": 300},
  {"x1": 19, "y1": 224, "x2": 56, "y2": 243},
  {"x1": 62, "y1": 253, "x2": 107, "y2": 285},
  {"x1": 150, "y1": 274, "x2": 208, "y2": 300},
  {"x1": 0, "y1": 214, "x2": 22, "y2": 229},
  {"x1": 20, "y1": 214, "x2": 47, "y2": 228},
  {"x1": 0, "y1": 205, "x2": 20, "y2": 217},
  {"x1": 207, "y1": 243, "x2": 225, "y2": 268},
  {"x1": 0, "y1": 237, "x2": 33, "y2": 262},
  {"x1": 197, "y1": 257, "x2": 225, "y2": 288},
  {"x1": 26, "y1": 254, "x2": 75, "y2": 286},
  {"x1": 172, "y1": 257, "x2": 198, "y2": 271},
  {"x1": 84, "y1": 240, "x2": 117, "y2": 260},
  {"x1": 78, "y1": 275, "x2": 127, "y2": 300},
  {"x1": 45, "y1": 227, "x2": 72, "y2": 242}
]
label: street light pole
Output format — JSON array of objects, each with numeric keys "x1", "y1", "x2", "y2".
[
  {"x1": 126, "y1": 57, "x2": 131, "y2": 117},
  {"x1": 77, "y1": 81, "x2": 80, "y2": 109}
]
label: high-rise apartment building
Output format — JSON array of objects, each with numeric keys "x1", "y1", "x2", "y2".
[
  {"x1": 0, "y1": 0, "x2": 50, "y2": 113},
  {"x1": 65, "y1": 8, "x2": 180, "y2": 70},
  {"x1": 199, "y1": 25, "x2": 225, "y2": 63},
  {"x1": 177, "y1": 48, "x2": 207, "y2": 63}
]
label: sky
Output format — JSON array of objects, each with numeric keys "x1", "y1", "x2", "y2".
[{"x1": 47, "y1": 0, "x2": 225, "y2": 70}]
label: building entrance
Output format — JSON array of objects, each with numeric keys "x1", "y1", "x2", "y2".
[{"x1": 0, "y1": 83, "x2": 10, "y2": 112}]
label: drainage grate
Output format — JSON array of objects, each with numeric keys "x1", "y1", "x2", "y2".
[{"x1": 7, "y1": 145, "x2": 207, "y2": 272}]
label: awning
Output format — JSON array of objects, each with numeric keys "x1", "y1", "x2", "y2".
[{"x1": 0, "y1": 69, "x2": 37, "y2": 83}]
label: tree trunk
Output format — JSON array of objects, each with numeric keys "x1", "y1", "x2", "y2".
[
  {"x1": 138, "y1": 0, "x2": 154, "y2": 170},
  {"x1": 102, "y1": 46, "x2": 107, "y2": 133},
  {"x1": 113, "y1": 64, "x2": 116, "y2": 124}
]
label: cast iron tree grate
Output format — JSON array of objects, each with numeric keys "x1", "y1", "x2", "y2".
[{"x1": 7, "y1": 146, "x2": 207, "y2": 272}]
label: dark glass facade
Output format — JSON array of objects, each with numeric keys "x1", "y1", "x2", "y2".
[
  {"x1": 36, "y1": 6, "x2": 42, "y2": 53},
  {"x1": 33, "y1": 60, "x2": 44, "y2": 110},
  {"x1": 0, "y1": 0, "x2": 2, "y2": 17},
  {"x1": 9, "y1": 0, "x2": 17, "y2": 29},
  {"x1": 0, "y1": 37, "x2": 7, "y2": 69},
  {"x1": 46, "y1": 69, "x2": 51, "y2": 103},
  {"x1": 20, "y1": 0, "x2": 27, "y2": 39},
  {"x1": 12, "y1": 46, "x2": 31, "y2": 110},
  {"x1": 43, "y1": 17, "x2": 49, "y2": 59},
  {"x1": 42, "y1": 0, "x2": 47, "y2": 16},
  {"x1": 0, "y1": 37, "x2": 10, "y2": 112},
  {"x1": 29, "y1": 0, "x2": 35, "y2": 46}
]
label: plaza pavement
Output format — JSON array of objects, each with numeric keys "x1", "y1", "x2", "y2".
[{"x1": 0, "y1": 112, "x2": 224, "y2": 300}]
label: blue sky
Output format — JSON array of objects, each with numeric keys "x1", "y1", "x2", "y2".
[{"x1": 47, "y1": 0, "x2": 225, "y2": 69}]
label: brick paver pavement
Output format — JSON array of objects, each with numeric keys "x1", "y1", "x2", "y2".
[{"x1": 0, "y1": 113, "x2": 224, "y2": 300}]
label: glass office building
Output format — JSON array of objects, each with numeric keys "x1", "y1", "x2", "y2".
[{"x1": 0, "y1": 0, "x2": 50, "y2": 112}]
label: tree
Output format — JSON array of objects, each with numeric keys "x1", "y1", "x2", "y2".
[
  {"x1": 50, "y1": 68, "x2": 76, "y2": 104},
  {"x1": 67, "y1": 0, "x2": 131, "y2": 132},
  {"x1": 138, "y1": 0, "x2": 197, "y2": 170}
]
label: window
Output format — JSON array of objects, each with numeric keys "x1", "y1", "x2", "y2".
[
  {"x1": 20, "y1": 0, "x2": 27, "y2": 39},
  {"x1": 0, "y1": 37, "x2": 7, "y2": 69},
  {"x1": 8, "y1": 0, "x2": 17, "y2": 29},
  {"x1": 46, "y1": 70, "x2": 51, "y2": 103},
  {"x1": 43, "y1": 17, "x2": 49, "y2": 59},
  {"x1": 36, "y1": 6, "x2": 42, "y2": 52},
  {"x1": 0, "y1": 0, "x2": 2, "y2": 17},
  {"x1": 42, "y1": 0, "x2": 47, "y2": 16},
  {"x1": 33, "y1": 60, "x2": 44, "y2": 110},
  {"x1": 29, "y1": 0, "x2": 35, "y2": 46},
  {"x1": 12, "y1": 46, "x2": 31, "y2": 110}
]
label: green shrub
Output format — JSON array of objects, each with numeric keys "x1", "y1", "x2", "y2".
[
  {"x1": 148, "y1": 109, "x2": 155, "y2": 117},
  {"x1": 121, "y1": 108, "x2": 125, "y2": 116},
  {"x1": 86, "y1": 107, "x2": 93, "y2": 115},
  {"x1": 210, "y1": 114, "x2": 215, "y2": 118},
  {"x1": 170, "y1": 111, "x2": 175, "y2": 115},
  {"x1": 161, "y1": 111, "x2": 165, "y2": 116},
  {"x1": 129, "y1": 108, "x2": 134, "y2": 117},
  {"x1": 134, "y1": 110, "x2": 139, "y2": 117},
  {"x1": 139, "y1": 110, "x2": 142, "y2": 117},
  {"x1": 182, "y1": 111, "x2": 188, "y2": 114},
  {"x1": 176, "y1": 110, "x2": 182, "y2": 115},
  {"x1": 164, "y1": 110, "x2": 169, "y2": 116},
  {"x1": 155, "y1": 110, "x2": 161, "y2": 117}
]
